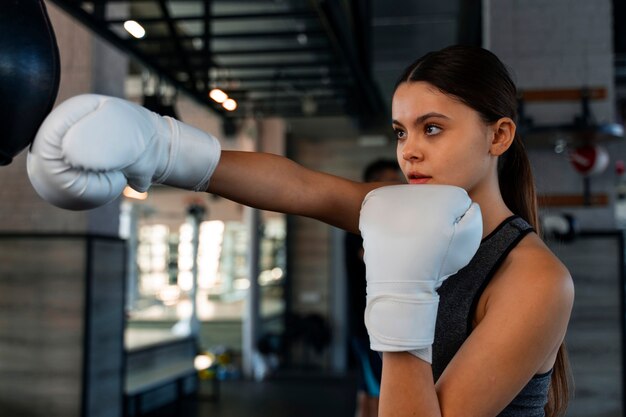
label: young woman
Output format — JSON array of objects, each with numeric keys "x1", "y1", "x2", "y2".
[
  {"x1": 208, "y1": 45, "x2": 574, "y2": 417},
  {"x1": 27, "y1": 45, "x2": 574, "y2": 417}
]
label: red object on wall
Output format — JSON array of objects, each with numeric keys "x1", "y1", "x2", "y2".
[{"x1": 569, "y1": 144, "x2": 610, "y2": 176}]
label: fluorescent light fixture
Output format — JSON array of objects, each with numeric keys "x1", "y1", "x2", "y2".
[
  {"x1": 209, "y1": 88, "x2": 228, "y2": 103},
  {"x1": 223, "y1": 98, "x2": 237, "y2": 111},
  {"x1": 124, "y1": 20, "x2": 145, "y2": 39}
]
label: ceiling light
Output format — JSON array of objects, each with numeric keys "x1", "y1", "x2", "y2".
[
  {"x1": 124, "y1": 20, "x2": 145, "y2": 39},
  {"x1": 209, "y1": 88, "x2": 228, "y2": 103},
  {"x1": 301, "y1": 96, "x2": 317, "y2": 115},
  {"x1": 297, "y1": 33, "x2": 308, "y2": 45},
  {"x1": 223, "y1": 98, "x2": 237, "y2": 111},
  {"x1": 192, "y1": 38, "x2": 204, "y2": 50}
]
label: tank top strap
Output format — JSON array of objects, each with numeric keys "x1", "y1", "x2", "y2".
[
  {"x1": 432, "y1": 215, "x2": 534, "y2": 381},
  {"x1": 467, "y1": 216, "x2": 535, "y2": 327}
]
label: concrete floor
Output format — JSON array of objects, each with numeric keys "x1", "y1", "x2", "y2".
[{"x1": 147, "y1": 373, "x2": 358, "y2": 417}]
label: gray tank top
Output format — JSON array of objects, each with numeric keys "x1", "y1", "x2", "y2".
[{"x1": 432, "y1": 216, "x2": 552, "y2": 417}]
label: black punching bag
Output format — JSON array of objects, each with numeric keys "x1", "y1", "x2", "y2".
[{"x1": 0, "y1": 0, "x2": 60, "y2": 166}]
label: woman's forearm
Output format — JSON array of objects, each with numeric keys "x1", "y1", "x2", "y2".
[
  {"x1": 207, "y1": 151, "x2": 307, "y2": 213},
  {"x1": 207, "y1": 150, "x2": 380, "y2": 233},
  {"x1": 380, "y1": 353, "x2": 441, "y2": 417}
]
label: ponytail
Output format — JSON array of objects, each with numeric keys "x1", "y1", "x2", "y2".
[
  {"x1": 498, "y1": 134, "x2": 573, "y2": 417},
  {"x1": 545, "y1": 344, "x2": 573, "y2": 417},
  {"x1": 498, "y1": 134, "x2": 538, "y2": 232}
]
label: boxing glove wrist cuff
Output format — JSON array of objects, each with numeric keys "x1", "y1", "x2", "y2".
[
  {"x1": 409, "y1": 347, "x2": 432, "y2": 364},
  {"x1": 365, "y1": 293, "x2": 439, "y2": 351},
  {"x1": 155, "y1": 116, "x2": 221, "y2": 192}
]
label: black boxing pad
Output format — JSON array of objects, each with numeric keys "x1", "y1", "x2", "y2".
[{"x1": 0, "y1": 0, "x2": 60, "y2": 166}]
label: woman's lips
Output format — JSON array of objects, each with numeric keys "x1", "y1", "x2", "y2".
[
  {"x1": 407, "y1": 172, "x2": 432, "y2": 184},
  {"x1": 408, "y1": 177, "x2": 431, "y2": 184}
]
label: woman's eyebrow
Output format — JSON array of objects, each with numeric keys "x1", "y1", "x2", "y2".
[{"x1": 392, "y1": 112, "x2": 450, "y2": 127}]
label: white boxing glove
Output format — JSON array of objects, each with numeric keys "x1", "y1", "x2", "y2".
[
  {"x1": 359, "y1": 184, "x2": 482, "y2": 363},
  {"x1": 27, "y1": 94, "x2": 221, "y2": 210}
]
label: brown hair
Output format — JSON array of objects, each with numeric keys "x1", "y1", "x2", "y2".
[{"x1": 395, "y1": 45, "x2": 572, "y2": 416}]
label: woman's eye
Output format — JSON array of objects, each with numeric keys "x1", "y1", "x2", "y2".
[
  {"x1": 394, "y1": 129, "x2": 406, "y2": 140},
  {"x1": 425, "y1": 124, "x2": 442, "y2": 135}
]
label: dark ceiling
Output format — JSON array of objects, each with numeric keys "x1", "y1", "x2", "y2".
[
  {"x1": 48, "y1": 0, "x2": 481, "y2": 127},
  {"x1": 44, "y1": 0, "x2": 626, "y2": 130},
  {"x1": 49, "y1": 0, "x2": 379, "y2": 123}
]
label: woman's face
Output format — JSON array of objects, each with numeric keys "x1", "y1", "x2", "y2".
[{"x1": 392, "y1": 81, "x2": 496, "y2": 194}]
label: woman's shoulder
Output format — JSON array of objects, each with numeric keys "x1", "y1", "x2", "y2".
[
  {"x1": 472, "y1": 233, "x2": 574, "y2": 342},
  {"x1": 488, "y1": 232, "x2": 574, "y2": 307},
  {"x1": 462, "y1": 232, "x2": 574, "y2": 399},
  {"x1": 510, "y1": 232, "x2": 570, "y2": 279}
]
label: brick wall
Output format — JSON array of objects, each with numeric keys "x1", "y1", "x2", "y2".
[
  {"x1": 486, "y1": 0, "x2": 621, "y2": 229},
  {"x1": 487, "y1": 0, "x2": 614, "y2": 123}
]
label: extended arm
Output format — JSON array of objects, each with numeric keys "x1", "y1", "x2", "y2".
[
  {"x1": 209, "y1": 151, "x2": 382, "y2": 233},
  {"x1": 26, "y1": 94, "x2": 387, "y2": 233}
]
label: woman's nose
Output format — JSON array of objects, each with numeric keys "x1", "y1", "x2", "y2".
[{"x1": 401, "y1": 136, "x2": 424, "y2": 161}]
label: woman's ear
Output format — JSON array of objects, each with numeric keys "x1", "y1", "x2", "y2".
[{"x1": 489, "y1": 117, "x2": 516, "y2": 156}]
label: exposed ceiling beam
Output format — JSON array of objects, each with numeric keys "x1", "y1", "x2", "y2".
[
  {"x1": 156, "y1": 0, "x2": 197, "y2": 89},
  {"x1": 219, "y1": 81, "x2": 351, "y2": 90},
  {"x1": 203, "y1": 0, "x2": 212, "y2": 95},
  {"x1": 154, "y1": 47, "x2": 330, "y2": 58},
  {"x1": 107, "y1": 10, "x2": 317, "y2": 24},
  {"x1": 156, "y1": 59, "x2": 336, "y2": 70},
  {"x1": 132, "y1": 29, "x2": 326, "y2": 42},
  {"x1": 208, "y1": 73, "x2": 349, "y2": 82},
  {"x1": 211, "y1": 46, "x2": 329, "y2": 56}
]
